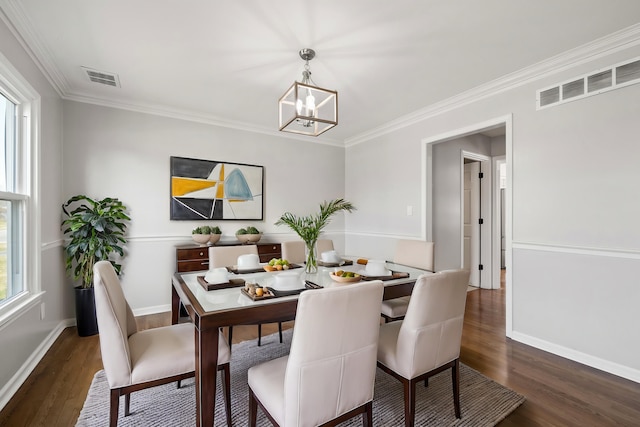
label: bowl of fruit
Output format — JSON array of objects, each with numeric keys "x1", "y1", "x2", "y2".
[
  {"x1": 330, "y1": 270, "x2": 362, "y2": 283},
  {"x1": 264, "y1": 258, "x2": 291, "y2": 272}
]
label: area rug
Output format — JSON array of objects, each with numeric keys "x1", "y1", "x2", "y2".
[{"x1": 77, "y1": 330, "x2": 524, "y2": 426}]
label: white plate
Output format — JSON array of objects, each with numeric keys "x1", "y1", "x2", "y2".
[{"x1": 357, "y1": 269, "x2": 392, "y2": 277}]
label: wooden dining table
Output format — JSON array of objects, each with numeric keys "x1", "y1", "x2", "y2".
[{"x1": 171, "y1": 258, "x2": 432, "y2": 427}]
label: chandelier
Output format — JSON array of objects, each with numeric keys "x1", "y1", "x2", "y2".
[{"x1": 278, "y1": 48, "x2": 338, "y2": 137}]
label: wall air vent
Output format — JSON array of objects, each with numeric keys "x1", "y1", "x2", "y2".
[
  {"x1": 81, "y1": 67, "x2": 121, "y2": 87},
  {"x1": 537, "y1": 56, "x2": 640, "y2": 110}
]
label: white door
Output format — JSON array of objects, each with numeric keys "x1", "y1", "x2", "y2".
[{"x1": 464, "y1": 161, "x2": 480, "y2": 286}]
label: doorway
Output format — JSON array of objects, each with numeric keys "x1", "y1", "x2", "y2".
[{"x1": 421, "y1": 115, "x2": 511, "y2": 296}]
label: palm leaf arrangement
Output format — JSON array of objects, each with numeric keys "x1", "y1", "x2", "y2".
[{"x1": 275, "y1": 198, "x2": 356, "y2": 272}]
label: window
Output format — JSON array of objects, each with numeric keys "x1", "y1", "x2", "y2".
[
  {"x1": 0, "y1": 94, "x2": 24, "y2": 305},
  {"x1": 0, "y1": 53, "x2": 40, "y2": 324}
]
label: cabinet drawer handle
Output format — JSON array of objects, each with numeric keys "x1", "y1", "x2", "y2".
[
  {"x1": 201, "y1": 261, "x2": 209, "y2": 266},
  {"x1": 199, "y1": 252, "x2": 204, "y2": 256}
]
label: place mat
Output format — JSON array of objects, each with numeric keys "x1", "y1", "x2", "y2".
[
  {"x1": 240, "y1": 287, "x2": 276, "y2": 301},
  {"x1": 226, "y1": 263, "x2": 302, "y2": 274},
  {"x1": 266, "y1": 287, "x2": 307, "y2": 297},
  {"x1": 197, "y1": 276, "x2": 245, "y2": 291},
  {"x1": 361, "y1": 271, "x2": 410, "y2": 281},
  {"x1": 317, "y1": 259, "x2": 353, "y2": 267}
]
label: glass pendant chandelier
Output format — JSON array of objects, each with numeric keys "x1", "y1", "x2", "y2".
[{"x1": 278, "y1": 48, "x2": 338, "y2": 137}]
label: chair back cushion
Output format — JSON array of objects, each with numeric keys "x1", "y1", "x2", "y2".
[
  {"x1": 281, "y1": 240, "x2": 305, "y2": 264},
  {"x1": 209, "y1": 245, "x2": 258, "y2": 268},
  {"x1": 284, "y1": 280, "x2": 384, "y2": 427},
  {"x1": 93, "y1": 260, "x2": 137, "y2": 388},
  {"x1": 316, "y1": 239, "x2": 334, "y2": 254},
  {"x1": 393, "y1": 240, "x2": 434, "y2": 271},
  {"x1": 281, "y1": 239, "x2": 334, "y2": 265},
  {"x1": 396, "y1": 269, "x2": 469, "y2": 378}
]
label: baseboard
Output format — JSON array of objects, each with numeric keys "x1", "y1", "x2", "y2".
[
  {"x1": 510, "y1": 331, "x2": 640, "y2": 384},
  {"x1": 0, "y1": 318, "x2": 75, "y2": 411}
]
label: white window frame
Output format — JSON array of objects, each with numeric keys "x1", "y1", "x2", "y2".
[{"x1": 0, "y1": 51, "x2": 42, "y2": 329}]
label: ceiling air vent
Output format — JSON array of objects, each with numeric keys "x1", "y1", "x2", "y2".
[
  {"x1": 537, "y1": 56, "x2": 640, "y2": 110},
  {"x1": 81, "y1": 67, "x2": 121, "y2": 88}
]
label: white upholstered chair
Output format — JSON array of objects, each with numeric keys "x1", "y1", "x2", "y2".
[
  {"x1": 248, "y1": 280, "x2": 384, "y2": 427},
  {"x1": 93, "y1": 260, "x2": 232, "y2": 427},
  {"x1": 377, "y1": 269, "x2": 470, "y2": 427},
  {"x1": 208, "y1": 245, "x2": 284, "y2": 346},
  {"x1": 380, "y1": 240, "x2": 435, "y2": 322},
  {"x1": 281, "y1": 239, "x2": 334, "y2": 264}
]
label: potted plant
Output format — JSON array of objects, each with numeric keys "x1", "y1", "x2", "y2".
[
  {"x1": 192, "y1": 226, "x2": 211, "y2": 245},
  {"x1": 236, "y1": 226, "x2": 262, "y2": 244},
  {"x1": 275, "y1": 198, "x2": 356, "y2": 273},
  {"x1": 62, "y1": 195, "x2": 130, "y2": 336},
  {"x1": 209, "y1": 225, "x2": 222, "y2": 245},
  {"x1": 192, "y1": 225, "x2": 222, "y2": 245}
]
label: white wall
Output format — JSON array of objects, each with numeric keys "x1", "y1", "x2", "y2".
[
  {"x1": 0, "y1": 17, "x2": 67, "y2": 403},
  {"x1": 345, "y1": 44, "x2": 640, "y2": 381},
  {"x1": 431, "y1": 134, "x2": 492, "y2": 271},
  {"x1": 62, "y1": 102, "x2": 347, "y2": 311}
]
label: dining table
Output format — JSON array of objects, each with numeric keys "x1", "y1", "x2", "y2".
[{"x1": 171, "y1": 257, "x2": 433, "y2": 427}]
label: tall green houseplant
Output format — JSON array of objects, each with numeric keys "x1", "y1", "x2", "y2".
[
  {"x1": 62, "y1": 195, "x2": 130, "y2": 336},
  {"x1": 276, "y1": 198, "x2": 355, "y2": 273}
]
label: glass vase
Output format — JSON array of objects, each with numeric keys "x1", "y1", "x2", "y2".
[{"x1": 304, "y1": 239, "x2": 318, "y2": 273}]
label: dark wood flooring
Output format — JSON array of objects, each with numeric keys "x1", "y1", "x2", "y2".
[{"x1": 1, "y1": 274, "x2": 639, "y2": 426}]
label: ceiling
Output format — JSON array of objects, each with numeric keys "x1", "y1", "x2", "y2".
[{"x1": 1, "y1": 1, "x2": 639, "y2": 144}]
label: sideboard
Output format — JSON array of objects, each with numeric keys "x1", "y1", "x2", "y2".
[{"x1": 175, "y1": 242, "x2": 282, "y2": 273}]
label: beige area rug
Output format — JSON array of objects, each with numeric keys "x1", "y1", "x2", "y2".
[{"x1": 77, "y1": 330, "x2": 524, "y2": 426}]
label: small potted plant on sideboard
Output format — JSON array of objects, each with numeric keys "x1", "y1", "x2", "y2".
[{"x1": 236, "y1": 226, "x2": 262, "y2": 244}]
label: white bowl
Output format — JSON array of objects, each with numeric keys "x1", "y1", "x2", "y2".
[
  {"x1": 192, "y1": 234, "x2": 210, "y2": 245},
  {"x1": 237, "y1": 254, "x2": 260, "y2": 269},
  {"x1": 236, "y1": 233, "x2": 262, "y2": 244},
  {"x1": 365, "y1": 260, "x2": 390, "y2": 276},
  {"x1": 205, "y1": 267, "x2": 229, "y2": 284},
  {"x1": 321, "y1": 250, "x2": 342, "y2": 264},
  {"x1": 273, "y1": 271, "x2": 301, "y2": 290}
]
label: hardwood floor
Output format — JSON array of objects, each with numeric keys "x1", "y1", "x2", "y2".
[{"x1": 2, "y1": 276, "x2": 640, "y2": 426}]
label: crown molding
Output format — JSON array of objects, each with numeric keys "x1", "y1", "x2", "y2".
[
  {"x1": 4, "y1": 0, "x2": 640, "y2": 149},
  {"x1": 63, "y1": 91, "x2": 344, "y2": 147},
  {"x1": 344, "y1": 23, "x2": 640, "y2": 147},
  {"x1": 0, "y1": 0, "x2": 68, "y2": 96}
]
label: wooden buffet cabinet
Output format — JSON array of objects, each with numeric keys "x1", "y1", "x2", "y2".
[{"x1": 175, "y1": 242, "x2": 282, "y2": 273}]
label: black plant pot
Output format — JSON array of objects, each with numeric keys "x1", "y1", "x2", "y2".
[{"x1": 75, "y1": 286, "x2": 99, "y2": 337}]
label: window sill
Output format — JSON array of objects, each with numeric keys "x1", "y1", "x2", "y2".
[{"x1": 0, "y1": 291, "x2": 45, "y2": 331}]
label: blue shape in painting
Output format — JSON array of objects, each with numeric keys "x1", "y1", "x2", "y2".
[{"x1": 225, "y1": 168, "x2": 253, "y2": 201}]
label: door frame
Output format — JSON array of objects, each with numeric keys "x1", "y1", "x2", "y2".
[
  {"x1": 461, "y1": 151, "x2": 492, "y2": 288},
  {"x1": 421, "y1": 114, "x2": 513, "y2": 335}
]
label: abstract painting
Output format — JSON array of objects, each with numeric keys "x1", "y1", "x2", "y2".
[{"x1": 170, "y1": 156, "x2": 264, "y2": 220}]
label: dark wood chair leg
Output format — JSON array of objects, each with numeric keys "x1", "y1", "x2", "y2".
[
  {"x1": 124, "y1": 393, "x2": 131, "y2": 416},
  {"x1": 221, "y1": 363, "x2": 232, "y2": 427},
  {"x1": 362, "y1": 401, "x2": 373, "y2": 427},
  {"x1": 257, "y1": 324, "x2": 262, "y2": 346},
  {"x1": 177, "y1": 380, "x2": 181, "y2": 389},
  {"x1": 228, "y1": 326, "x2": 233, "y2": 347},
  {"x1": 248, "y1": 388, "x2": 258, "y2": 427},
  {"x1": 424, "y1": 377, "x2": 428, "y2": 387},
  {"x1": 403, "y1": 377, "x2": 417, "y2": 427},
  {"x1": 278, "y1": 322, "x2": 283, "y2": 343},
  {"x1": 110, "y1": 389, "x2": 120, "y2": 427},
  {"x1": 452, "y1": 358, "x2": 461, "y2": 418}
]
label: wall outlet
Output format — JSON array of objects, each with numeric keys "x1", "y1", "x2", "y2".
[
  {"x1": 40, "y1": 302, "x2": 45, "y2": 320},
  {"x1": 406, "y1": 205, "x2": 413, "y2": 216}
]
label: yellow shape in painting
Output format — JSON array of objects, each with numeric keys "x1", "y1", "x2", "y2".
[
  {"x1": 172, "y1": 177, "x2": 217, "y2": 197},
  {"x1": 215, "y1": 165, "x2": 225, "y2": 198}
]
